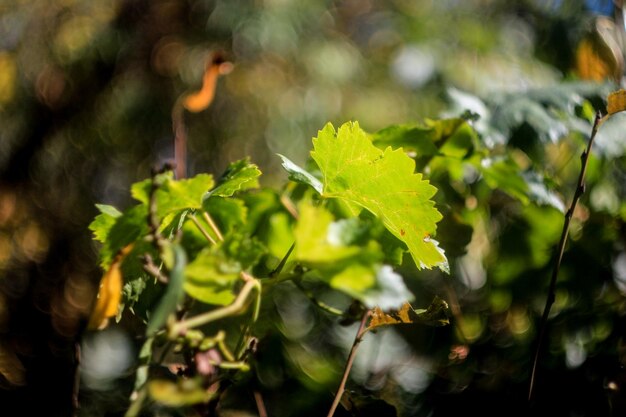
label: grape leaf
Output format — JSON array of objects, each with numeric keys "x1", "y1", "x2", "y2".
[
  {"x1": 156, "y1": 174, "x2": 214, "y2": 217},
  {"x1": 205, "y1": 158, "x2": 261, "y2": 199},
  {"x1": 310, "y1": 122, "x2": 447, "y2": 271}
]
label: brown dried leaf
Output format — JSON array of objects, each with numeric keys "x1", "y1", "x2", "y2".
[
  {"x1": 607, "y1": 89, "x2": 626, "y2": 115},
  {"x1": 367, "y1": 297, "x2": 450, "y2": 331}
]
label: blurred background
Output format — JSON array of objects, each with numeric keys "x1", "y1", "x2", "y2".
[{"x1": 2, "y1": 0, "x2": 626, "y2": 416}]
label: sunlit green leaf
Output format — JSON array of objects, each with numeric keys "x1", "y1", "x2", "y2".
[
  {"x1": 156, "y1": 174, "x2": 214, "y2": 217},
  {"x1": 311, "y1": 121, "x2": 447, "y2": 271},
  {"x1": 205, "y1": 158, "x2": 261, "y2": 198},
  {"x1": 89, "y1": 204, "x2": 122, "y2": 243}
]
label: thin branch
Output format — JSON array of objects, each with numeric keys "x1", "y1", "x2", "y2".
[
  {"x1": 528, "y1": 111, "x2": 605, "y2": 401},
  {"x1": 202, "y1": 211, "x2": 224, "y2": 242},
  {"x1": 327, "y1": 310, "x2": 371, "y2": 417},
  {"x1": 190, "y1": 214, "x2": 217, "y2": 245},
  {"x1": 142, "y1": 254, "x2": 169, "y2": 283},
  {"x1": 253, "y1": 390, "x2": 268, "y2": 417}
]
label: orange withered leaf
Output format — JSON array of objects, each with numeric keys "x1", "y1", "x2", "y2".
[{"x1": 87, "y1": 243, "x2": 134, "y2": 330}]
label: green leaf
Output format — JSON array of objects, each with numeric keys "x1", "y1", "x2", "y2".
[
  {"x1": 148, "y1": 378, "x2": 214, "y2": 406},
  {"x1": 205, "y1": 158, "x2": 261, "y2": 199},
  {"x1": 89, "y1": 204, "x2": 122, "y2": 243},
  {"x1": 277, "y1": 153, "x2": 323, "y2": 194},
  {"x1": 202, "y1": 197, "x2": 248, "y2": 234},
  {"x1": 311, "y1": 121, "x2": 447, "y2": 271},
  {"x1": 184, "y1": 247, "x2": 240, "y2": 305},
  {"x1": 479, "y1": 156, "x2": 529, "y2": 203},
  {"x1": 522, "y1": 171, "x2": 565, "y2": 213},
  {"x1": 222, "y1": 232, "x2": 266, "y2": 270},
  {"x1": 294, "y1": 203, "x2": 364, "y2": 264},
  {"x1": 131, "y1": 171, "x2": 174, "y2": 204},
  {"x1": 294, "y1": 202, "x2": 400, "y2": 302},
  {"x1": 156, "y1": 174, "x2": 214, "y2": 217},
  {"x1": 100, "y1": 204, "x2": 148, "y2": 268},
  {"x1": 372, "y1": 118, "x2": 475, "y2": 160}
]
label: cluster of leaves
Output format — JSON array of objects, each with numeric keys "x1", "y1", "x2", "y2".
[
  {"x1": 89, "y1": 120, "x2": 456, "y2": 415},
  {"x1": 87, "y1": 81, "x2": 626, "y2": 416}
]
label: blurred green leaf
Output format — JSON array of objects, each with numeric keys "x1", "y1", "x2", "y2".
[
  {"x1": 184, "y1": 247, "x2": 240, "y2": 306},
  {"x1": 202, "y1": 196, "x2": 248, "y2": 234},
  {"x1": 146, "y1": 243, "x2": 187, "y2": 336},
  {"x1": 148, "y1": 378, "x2": 214, "y2": 407}
]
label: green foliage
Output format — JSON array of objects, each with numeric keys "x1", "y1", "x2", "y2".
[{"x1": 87, "y1": 83, "x2": 626, "y2": 416}]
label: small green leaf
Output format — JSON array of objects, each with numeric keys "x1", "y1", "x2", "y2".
[
  {"x1": 157, "y1": 174, "x2": 214, "y2": 217},
  {"x1": 277, "y1": 154, "x2": 323, "y2": 194},
  {"x1": 222, "y1": 232, "x2": 266, "y2": 270},
  {"x1": 89, "y1": 204, "x2": 122, "y2": 243},
  {"x1": 311, "y1": 122, "x2": 447, "y2": 271},
  {"x1": 205, "y1": 158, "x2": 261, "y2": 199}
]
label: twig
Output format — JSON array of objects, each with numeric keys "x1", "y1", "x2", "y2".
[
  {"x1": 327, "y1": 310, "x2": 371, "y2": 417},
  {"x1": 202, "y1": 211, "x2": 224, "y2": 242},
  {"x1": 253, "y1": 390, "x2": 268, "y2": 417},
  {"x1": 528, "y1": 111, "x2": 604, "y2": 401},
  {"x1": 142, "y1": 254, "x2": 169, "y2": 283},
  {"x1": 190, "y1": 214, "x2": 217, "y2": 245}
]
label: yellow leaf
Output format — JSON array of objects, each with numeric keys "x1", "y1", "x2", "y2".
[
  {"x1": 368, "y1": 302, "x2": 412, "y2": 330},
  {"x1": 183, "y1": 53, "x2": 233, "y2": 113},
  {"x1": 87, "y1": 244, "x2": 133, "y2": 330},
  {"x1": 575, "y1": 17, "x2": 623, "y2": 83},
  {"x1": 367, "y1": 297, "x2": 450, "y2": 331},
  {"x1": 607, "y1": 89, "x2": 626, "y2": 115}
]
